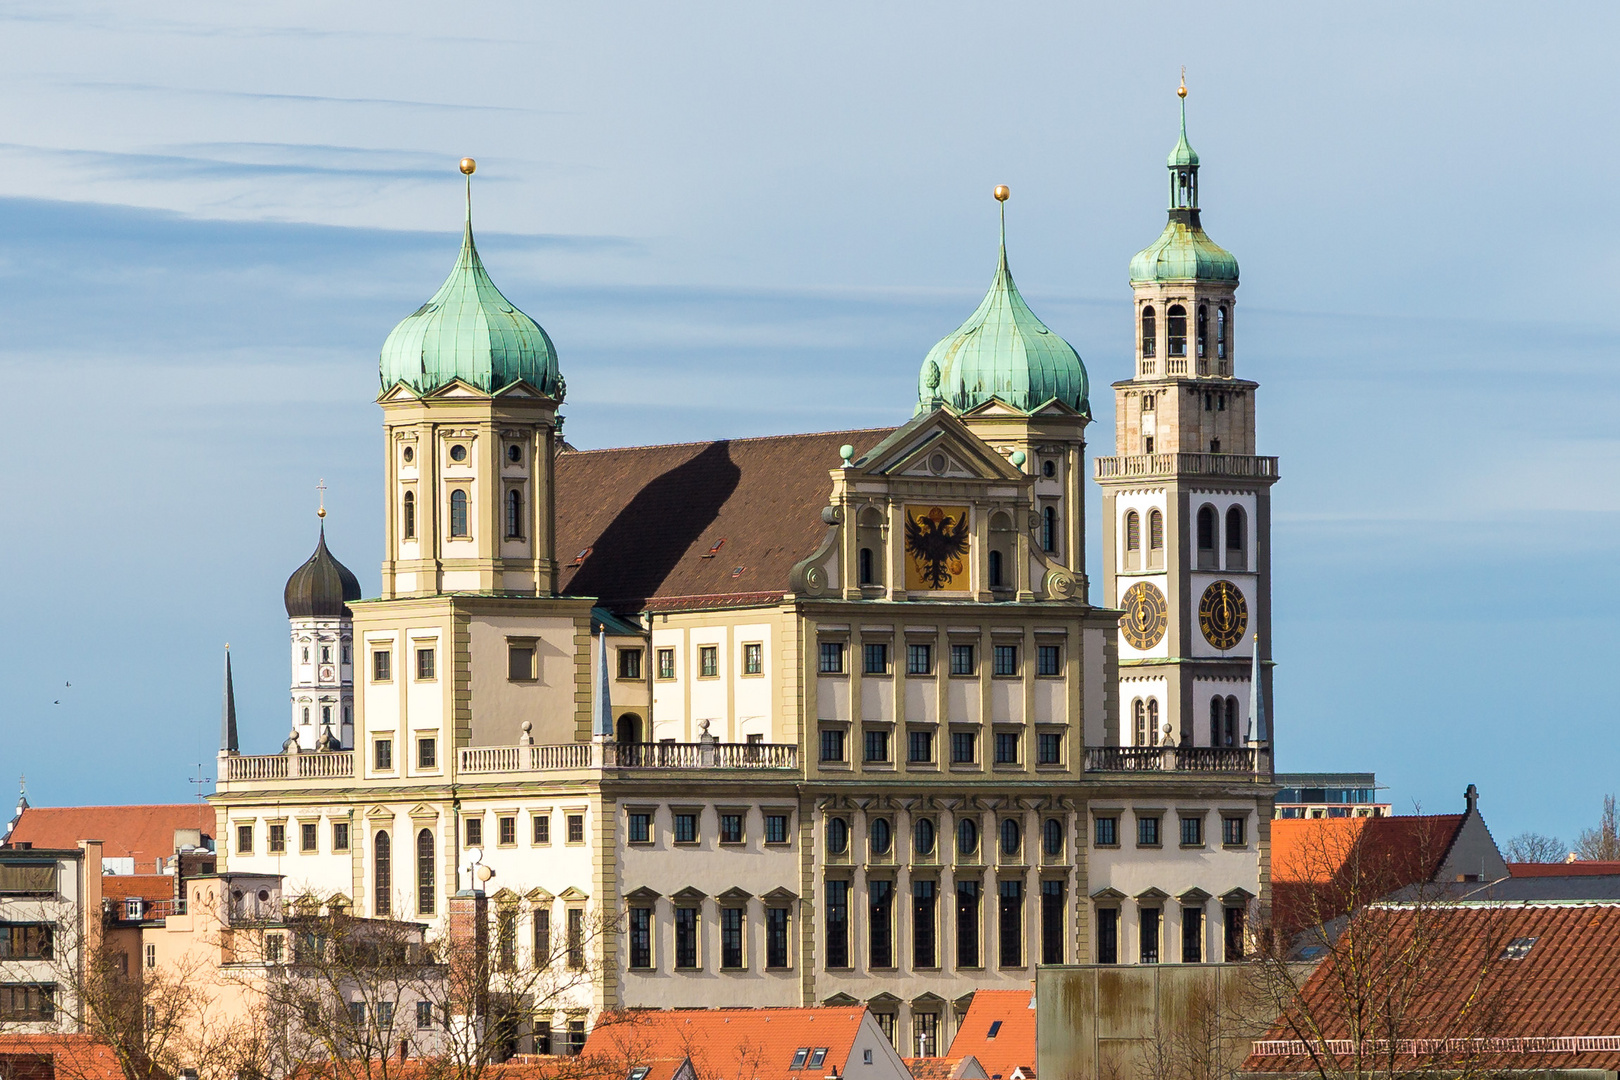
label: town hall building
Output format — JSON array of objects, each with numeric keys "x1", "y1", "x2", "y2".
[{"x1": 211, "y1": 90, "x2": 1277, "y2": 1057}]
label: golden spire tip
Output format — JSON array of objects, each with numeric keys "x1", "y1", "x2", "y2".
[
  {"x1": 994, "y1": 185, "x2": 1009, "y2": 202},
  {"x1": 460, "y1": 157, "x2": 476, "y2": 176},
  {"x1": 1178, "y1": 67, "x2": 1187, "y2": 98}
]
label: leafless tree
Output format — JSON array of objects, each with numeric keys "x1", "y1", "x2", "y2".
[
  {"x1": 1502, "y1": 832, "x2": 1567, "y2": 863},
  {"x1": 1573, "y1": 795, "x2": 1620, "y2": 861}
]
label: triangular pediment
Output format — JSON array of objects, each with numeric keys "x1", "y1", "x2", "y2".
[
  {"x1": 1221, "y1": 888, "x2": 1255, "y2": 904},
  {"x1": 624, "y1": 886, "x2": 660, "y2": 903},
  {"x1": 423, "y1": 378, "x2": 491, "y2": 400},
  {"x1": 525, "y1": 887, "x2": 553, "y2": 902},
  {"x1": 1136, "y1": 887, "x2": 1170, "y2": 901},
  {"x1": 912, "y1": 991, "x2": 946, "y2": 1006},
  {"x1": 867, "y1": 992, "x2": 902, "y2": 1005},
  {"x1": 491, "y1": 887, "x2": 521, "y2": 904},
  {"x1": 407, "y1": 804, "x2": 437, "y2": 820},
  {"x1": 365, "y1": 805, "x2": 394, "y2": 819},
  {"x1": 379, "y1": 381, "x2": 422, "y2": 403},
  {"x1": 492, "y1": 378, "x2": 550, "y2": 400},
  {"x1": 1090, "y1": 887, "x2": 1126, "y2": 901},
  {"x1": 1178, "y1": 888, "x2": 1211, "y2": 904},
  {"x1": 670, "y1": 886, "x2": 706, "y2": 902},
  {"x1": 1028, "y1": 396, "x2": 1086, "y2": 419},
  {"x1": 763, "y1": 886, "x2": 798, "y2": 903},
  {"x1": 557, "y1": 886, "x2": 589, "y2": 901},
  {"x1": 852, "y1": 410, "x2": 1024, "y2": 483},
  {"x1": 958, "y1": 397, "x2": 1029, "y2": 419},
  {"x1": 823, "y1": 993, "x2": 860, "y2": 1006},
  {"x1": 717, "y1": 887, "x2": 752, "y2": 902}
]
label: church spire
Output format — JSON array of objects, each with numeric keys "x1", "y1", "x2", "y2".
[{"x1": 220, "y1": 645, "x2": 239, "y2": 754}]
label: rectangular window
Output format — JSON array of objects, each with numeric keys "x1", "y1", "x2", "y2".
[
  {"x1": 534, "y1": 1022, "x2": 552, "y2": 1055},
  {"x1": 1139, "y1": 908, "x2": 1161, "y2": 964},
  {"x1": 508, "y1": 645, "x2": 536, "y2": 681},
  {"x1": 673, "y1": 812, "x2": 698, "y2": 844},
  {"x1": 955, "y1": 880, "x2": 981, "y2": 968},
  {"x1": 144, "y1": 942, "x2": 155, "y2": 969},
  {"x1": 567, "y1": 1020, "x2": 585, "y2": 1056},
  {"x1": 907, "y1": 643, "x2": 933, "y2": 675},
  {"x1": 994, "y1": 732, "x2": 1019, "y2": 765},
  {"x1": 498, "y1": 816, "x2": 516, "y2": 847},
  {"x1": 567, "y1": 814, "x2": 585, "y2": 844},
  {"x1": 912, "y1": 880, "x2": 937, "y2": 968},
  {"x1": 721, "y1": 908, "x2": 745, "y2": 969},
  {"x1": 951, "y1": 731, "x2": 977, "y2": 765},
  {"x1": 567, "y1": 907, "x2": 585, "y2": 969},
  {"x1": 766, "y1": 906, "x2": 791, "y2": 968},
  {"x1": 908, "y1": 730, "x2": 934, "y2": 764},
  {"x1": 675, "y1": 907, "x2": 700, "y2": 969},
  {"x1": 825, "y1": 879, "x2": 850, "y2": 968},
  {"x1": 992, "y1": 645, "x2": 1019, "y2": 677},
  {"x1": 416, "y1": 1001, "x2": 434, "y2": 1030},
  {"x1": 914, "y1": 1013, "x2": 939, "y2": 1059},
  {"x1": 791, "y1": 1050, "x2": 809, "y2": 1071},
  {"x1": 1037, "y1": 645, "x2": 1062, "y2": 676},
  {"x1": 1138, "y1": 815, "x2": 1161, "y2": 847},
  {"x1": 617, "y1": 648, "x2": 643, "y2": 680},
  {"x1": 268, "y1": 824, "x2": 286, "y2": 854},
  {"x1": 532, "y1": 815, "x2": 550, "y2": 845},
  {"x1": 1222, "y1": 816, "x2": 1247, "y2": 846},
  {"x1": 629, "y1": 907, "x2": 653, "y2": 969},
  {"x1": 374, "y1": 739, "x2": 393, "y2": 771},
  {"x1": 333, "y1": 822, "x2": 349, "y2": 852},
  {"x1": 628, "y1": 812, "x2": 651, "y2": 844},
  {"x1": 0, "y1": 925, "x2": 52, "y2": 961},
  {"x1": 1095, "y1": 816, "x2": 1118, "y2": 847},
  {"x1": 1037, "y1": 732, "x2": 1062, "y2": 765},
  {"x1": 819, "y1": 642, "x2": 846, "y2": 674},
  {"x1": 496, "y1": 909, "x2": 517, "y2": 972},
  {"x1": 863, "y1": 642, "x2": 889, "y2": 674},
  {"x1": 864, "y1": 729, "x2": 891, "y2": 764},
  {"x1": 719, "y1": 813, "x2": 744, "y2": 844},
  {"x1": 1180, "y1": 815, "x2": 1204, "y2": 847},
  {"x1": 1224, "y1": 907, "x2": 1245, "y2": 961},
  {"x1": 998, "y1": 880, "x2": 1023, "y2": 968},
  {"x1": 1182, "y1": 906, "x2": 1204, "y2": 963},
  {"x1": 372, "y1": 650, "x2": 392, "y2": 682},
  {"x1": 868, "y1": 879, "x2": 894, "y2": 968},
  {"x1": 1097, "y1": 907, "x2": 1119, "y2": 964},
  {"x1": 300, "y1": 823, "x2": 318, "y2": 853},
  {"x1": 743, "y1": 642, "x2": 763, "y2": 675},
  {"x1": 698, "y1": 645, "x2": 719, "y2": 678},
  {"x1": 416, "y1": 648, "x2": 436, "y2": 680},
  {"x1": 348, "y1": 1001, "x2": 365, "y2": 1028},
  {"x1": 465, "y1": 818, "x2": 483, "y2": 848},
  {"x1": 1040, "y1": 880, "x2": 1064, "y2": 965},
  {"x1": 764, "y1": 813, "x2": 790, "y2": 845},
  {"x1": 533, "y1": 908, "x2": 551, "y2": 967},
  {"x1": 418, "y1": 738, "x2": 437, "y2": 770},
  {"x1": 656, "y1": 648, "x2": 675, "y2": 680},
  {"x1": 820, "y1": 728, "x2": 847, "y2": 763},
  {"x1": 950, "y1": 644, "x2": 975, "y2": 675},
  {"x1": 0, "y1": 985, "x2": 55, "y2": 1022}
]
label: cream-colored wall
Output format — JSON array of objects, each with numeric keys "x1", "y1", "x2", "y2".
[
  {"x1": 469, "y1": 614, "x2": 580, "y2": 745},
  {"x1": 649, "y1": 614, "x2": 783, "y2": 743}
]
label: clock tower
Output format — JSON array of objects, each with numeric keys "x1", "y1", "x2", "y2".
[{"x1": 1096, "y1": 82, "x2": 1277, "y2": 753}]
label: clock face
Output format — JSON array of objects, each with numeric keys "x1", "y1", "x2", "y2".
[
  {"x1": 1199, "y1": 580, "x2": 1249, "y2": 650},
  {"x1": 1120, "y1": 581, "x2": 1169, "y2": 651}
]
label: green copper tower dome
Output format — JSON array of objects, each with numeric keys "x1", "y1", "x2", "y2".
[
  {"x1": 1129, "y1": 86, "x2": 1239, "y2": 284},
  {"x1": 917, "y1": 192, "x2": 1090, "y2": 418},
  {"x1": 379, "y1": 161, "x2": 562, "y2": 398}
]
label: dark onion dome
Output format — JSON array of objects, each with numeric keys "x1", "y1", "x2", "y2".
[{"x1": 284, "y1": 525, "x2": 363, "y2": 619}]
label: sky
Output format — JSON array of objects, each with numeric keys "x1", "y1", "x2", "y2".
[{"x1": 1, "y1": 1, "x2": 1616, "y2": 846}]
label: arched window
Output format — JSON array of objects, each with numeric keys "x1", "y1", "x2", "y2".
[
  {"x1": 1140, "y1": 306, "x2": 1156, "y2": 358},
  {"x1": 870, "y1": 818, "x2": 892, "y2": 855},
  {"x1": 1226, "y1": 696, "x2": 1241, "y2": 747},
  {"x1": 1133, "y1": 699, "x2": 1146, "y2": 745},
  {"x1": 1167, "y1": 305, "x2": 1187, "y2": 357},
  {"x1": 1000, "y1": 818, "x2": 1021, "y2": 856},
  {"x1": 301, "y1": 706, "x2": 309, "y2": 724},
  {"x1": 449, "y1": 490, "x2": 469, "y2": 538},
  {"x1": 321, "y1": 704, "x2": 331, "y2": 725},
  {"x1": 988, "y1": 549, "x2": 1005, "y2": 588},
  {"x1": 505, "y1": 489, "x2": 523, "y2": 540},
  {"x1": 914, "y1": 817, "x2": 936, "y2": 856},
  {"x1": 858, "y1": 547, "x2": 874, "y2": 585},
  {"x1": 616, "y1": 714, "x2": 642, "y2": 744},
  {"x1": 374, "y1": 832, "x2": 391, "y2": 917},
  {"x1": 1197, "y1": 506, "x2": 1217, "y2": 569},
  {"x1": 1043, "y1": 818, "x2": 1064, "y2": 857},
  {"x1": 417, "y1": 829, "x2": 435, "y2": 916},
  {"x1": 1217, "y1": 306, "x2": 1229, "y2": 360},
  {"x1": 1125, "y1": 511, "x2": 1141, "y2": 571},
  {"x1": 1147, "y1": 699, "x2": 1161, "y2": 744},
  {"x1": 1226, "y1": 506, "x2": 1246, "y2": 569},
  {"x1": 402, "y1": 491, "x2": 415, "y2": 540},
  {"x1": 1148, "y1": 510, "x2": 1164, "y2": 569},
  {"x1": 1042, "y1": 506, "x2": 1058, "y2": 553},
  {"x1": 956, "y1": 817, "x2": 979, "y2": 857},
  {"x1": 1197, "y1": 305, "x2": 1209, "y2": 359},
  {"x1": 1210, "y1": 696, "x2": 1224, "y2": 747}
]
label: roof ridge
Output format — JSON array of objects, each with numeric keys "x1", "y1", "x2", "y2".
[{"x1": 559, "y1": 426, "x2": 897, "y2": 456}]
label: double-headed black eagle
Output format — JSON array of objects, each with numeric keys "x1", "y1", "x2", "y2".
[{"x1": 905, "y1": 507, "x2": 970, "y2": 589}]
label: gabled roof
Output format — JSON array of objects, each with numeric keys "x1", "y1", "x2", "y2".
[
  {"x1": 579, "y1": 1008, "x2": 879, "y2": 1080},
  {"x1": 1511, "y1": 860, "x2": 1620, "y2": 877},
  {"x1": 945, "y1": 991, "x2": 1035, "y2": 1080},
  {"x1": 5, "y1": 805, "x2": 214, "y2": 873},
  {"x1": 555, "y1": 428, "x2": 895, "y2": 611},
  {"x1": 1244, "y1": 902, "x2": 1620, "y2": 1073},
  {"x1": 906, "y1": 1056, "x2": 989, "y2": 1080}
]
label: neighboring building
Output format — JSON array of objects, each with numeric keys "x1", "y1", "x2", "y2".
[
  {"x1": 0, "y1": 1034, "x2": 124, "y2": 1080},
  {"x1": 906, "y1": 1056, "x2": 989, "y2": 1080},
  {"x1": 945, "y1": 990, "x2": 1034, "y2": 1080},
  {"x1": 3, "y1": 805, "x2": 214, "y2": 876},
  {"x1": 211, "y1": 88, "x2": 1276, "y2": 1054},
  {"x1": 1272, "y1": 773, "x2": 1388, "y2": 819},
  {"x1": 0, "y1": 842, "x2": 101, "y2": 1034}
]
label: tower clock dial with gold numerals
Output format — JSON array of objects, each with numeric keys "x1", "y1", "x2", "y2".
[
  {"x1": 1120, "y1": 581, "x2": 1169, "y2": 650},
  {"x1": 1198, "y1": 580, "x2": 1249, "y2": 650}
]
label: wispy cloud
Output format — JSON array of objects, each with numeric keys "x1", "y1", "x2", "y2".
[{"x1": 69, "y1": 80, "x2": 553, "y2": 115}]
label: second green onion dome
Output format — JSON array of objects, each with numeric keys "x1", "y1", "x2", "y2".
[{"x1": 917, "y1": 209, "x2": 1090, "y2": 418}]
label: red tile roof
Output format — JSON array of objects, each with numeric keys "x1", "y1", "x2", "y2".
[
  {"x1": 1510, "y1": 861, "x2": 1620, "y2": 877},
  {"x1": 1244, "y1": 902, "x2": 1620, "y2": 1073},
  {"x1": 6, "y1": 805, "x2": 213, "y2": 873},
  {"x1": 1270, "y1": 815, "x2": 1465, "y2": 938},
  {"x1": 100, "y1": 874, "x2": 180, "y2": 904},
  {"x1": 578, "y1": 1008, "x2": 873, "y2": 1080},
  {"x1": 945, "y1": 991, "x2": 1034, "y2": 1080},
  {"x1": 555, "y1": 428, "x2": 895, "y2": 611},
  {"x1": 905, "y1": 1056, "x2": 987, "y2": 1080},
  {"x1": 0, "y1": 1035, "x2": 125, "y2": 1080}
]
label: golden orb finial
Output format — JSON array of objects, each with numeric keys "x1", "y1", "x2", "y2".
[
  {"x1": 317, "y1": 506, "x2": 326, "y2": 518},
  {"x1": 459, "y1": 157, "x2": 477, "y2": 176},
  {"x1": 994, "y1": 185, "x2": 1009, "y2": 202},
  {"x1": 1178, "y1": 67, "x2": 1187, "y2": 98}
]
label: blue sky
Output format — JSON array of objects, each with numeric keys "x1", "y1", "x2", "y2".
[{"x1": 1, "y1": 2, "x2": 1616, "y2": 845}]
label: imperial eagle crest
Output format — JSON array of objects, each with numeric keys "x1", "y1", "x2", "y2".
[{"x1": 904, "y1": 505, "x2": 971, "y2": 590}]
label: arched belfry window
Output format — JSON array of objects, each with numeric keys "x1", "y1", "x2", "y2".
[
  {"x1": 1167, "y1": 306, "x2": 1187, "y2": 357},
  {"x1": 1148, "y1": 510, "x2": 1164, "y2": 569},
  {"x1": 449, "y1": 490, "x2": 469, "y2": 538},
  {"x1": 1141, "y1": 306, "x2": 1157, "y2": 359},
  {"x1": 858, "y1": 547, "x2": 875, "y2": 586},
  {"x1": 1147, "y1": 699, "x2": 1161, "y2": 744},
  {"x1": 988, "y1": 549, "x2": 1005, "y2": 588},
  {"x1": 402, "y1": 490, "x2": 416, "y2": 540},
  {"x1": 1196, "y1": 305, "x2": 1209, "y2": 359},
  {"x1": 374, "y1": 832, "x2": 391, "y2": 917},
  {"x1": 1125, "y1": 511, "x2": 1141, "y2": 571},
  {"x1": 1133, "y1": 699, "x2": 1146, "y2": 746},
  {"x1": 505, "y1": 489, "x2": 523, "y2": 540},
  {"x1": 1217, "y1": 306, "x2": 1229, "y2": 361},
  {"x1": 417, "y1": 829, "x2": 435, "y2": 916},
  {"x1": 1196, "y1": 506, "x2": 1217, "y2": 569},
  {"x1": 1225, "y1": 696, "x2": 1240, "y2": 746},
  {"x1": 1209, "y1": 697, "x2": 1224, "y2": 747},
  {"x1": 1226, "y1": 506, "x2": 1247, "y2": 570}
]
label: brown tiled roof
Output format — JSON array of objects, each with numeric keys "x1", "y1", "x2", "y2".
[
  {"x1": 0, "y1": 1036, "x2": 125, "y2": 1080},
  {"x1": 945, "y1": 991, "x2": 1034, "y2": 1080},
  {"x1": 6, "y1": 805, "x2": 214, "y2": 873},
  {"x1": 1244, "y1": 902, "x2": 1620, "y2": 1073},
  {"x1": 1511, "y1": 860, "x2": 1620, "y2": 877},
  {"x1": 555, "y1": 428, "x2": 896, "y2": 611},
  {"x1": 1270, "y1": 815, "x2": 1464, "y2": 938}
]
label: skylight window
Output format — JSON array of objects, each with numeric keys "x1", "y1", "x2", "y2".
[
  {"x1": 1501, "y1": 937, "x2": 1537, "y2": 960},
  {"x1": 629, "y1": 1069, "x2": 650, "y2": 1080},
  {"x1": 790, "y1": 1049, "x2": 809, "y2": 1070},
  {"x1": 808, "y1": 1049, "x2": 828, "y2": 1069},
  {"x1": 987, "y1": 1021, "x2": 1003, "y2": 1039}
]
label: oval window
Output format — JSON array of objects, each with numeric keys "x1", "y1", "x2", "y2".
[
  {"x1": 1000, "y1": 818, "x2": 1021, "y2": 856},
  {"x1": 1043, "y1": 817, "x2": 1064, "y2": 856},
  {"x1": 1042, "y1": 459, "x2": 1055, "y2": 478},
  {"x1": 914, "y1": 818, "x2": 936, "y2": 856},
  {"x1": 870, "y1": 818, "x2": 892, "y2": 856},
  {"x1": 826, "y1": 816, "x2": 849, "y2": 855},
  {"x1": 507, "y1": 444, "x2": 522, "y2": 464},
  {"x1": 402, "y1": 446, "x2": 414, "y2": 464},
  {"x1": 957, "y1": 818, "x2": 979, "y2": 856},
  {"x1": 449, "y1": 444, "x2": 468, "y2": 463}
]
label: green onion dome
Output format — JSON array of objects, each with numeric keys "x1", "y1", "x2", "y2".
[
  {"x1": 1129, "y1": 91, "x2": 1239, "y2": 284},
  {"x1": 917, "y1": 218, "x2": 1090, "y2": 418}
]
